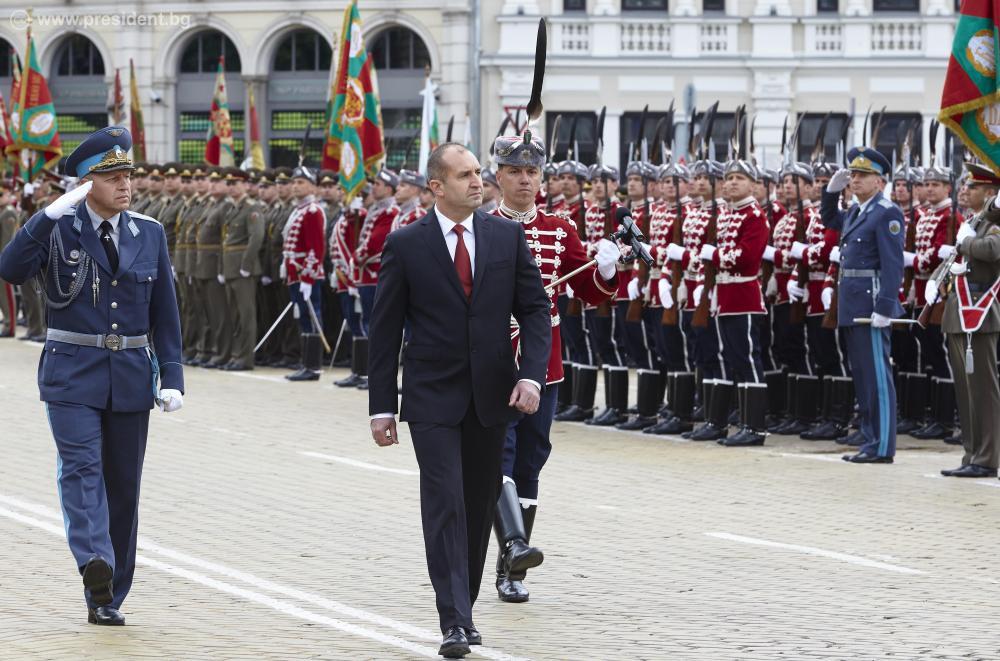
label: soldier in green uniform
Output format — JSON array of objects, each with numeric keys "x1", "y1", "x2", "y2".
[
  {"x1": 265, "y1": 166, "x2": 300, "y2": 368},
  {"x1": 182, "y1": 167, "x2": 211, "y2": 365},
  {"x1": 142, "y1": 165, "x2": 168, "y2": 221},
  {"x1": 18, "y1": 180, "x2": 47, "y2": 341},
  {"x1": 195, "y1": 167, "x2": 232, "y2": 367},
  {"x1": 220, "y1": 167, "x2": 265, "y2": 370},
  {"x1": 130, "y1": 164, "x2": 150, "y2": 214}
]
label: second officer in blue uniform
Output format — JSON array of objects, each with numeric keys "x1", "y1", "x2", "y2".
[
  {"x1": 0, "y1": 126, "x2": 184, "y2": 625},
  {"x1": 820, "y1": 147, "x2": 904, "y2": 463}
]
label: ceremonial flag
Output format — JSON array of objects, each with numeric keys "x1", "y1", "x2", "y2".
[
  {"x1": 7, "y1": 31, "x2": 60, "y2": 179},
  {"x1": 205, "y1": 56, "x2": 235, "y2": 166},
  {"x1": 8, "y1": 51, "x2": 20, "y2": 179},
  {"x1": 939, "y1": 0, "x2": 1000, "y2": 171},
  {"x1": 322, "y1": 0, "x2": 385, "y2": 199},
  {"x1": 0, "y1": 92, "x2": 12, "y2": 176},
  {"x1": 109, "y1": 67, "x2": 124, "y2": 125},
  {"x1": 417, "y1": 74, "x2": 439, "y2": 175},
  {"x1": 129, "y1": 59, "x2": 146, "y2": 162},
  {"x1": 245, "y1": 82, "x2": 265, "y2": 170}
]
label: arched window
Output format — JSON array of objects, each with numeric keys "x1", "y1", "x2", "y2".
[
  {"x1": 273, "y1": 29, "x2": 332, "y2": 72},
  {"x1": 55, "y1": 35, "x2": 105, "y2": 77},
  {"x1": 368, "y1": 27, "x2": 431, "y2": 71},
  {"x1": 0, "y1": 40, "x2": 13, "y2": 79},
  {"x1": 367, "y1": 27, "x2": 432, "y2": 169},
  {"x1": 49, "y1": 35, "x2": 107, "y2": 154},
  {"x1": 176, "y1": 31, "x2": 244, "y2": 163}
]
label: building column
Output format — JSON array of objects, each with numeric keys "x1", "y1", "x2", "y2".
[
  {"x1": 603, "y1": 109, "x2": 621, "y2": 172},
  {"x1": 751, "y1": 69, "x2": 793, "y2": 171},
  {"x1": 441, "y1": 3, "x2": 471, "y2": 149}
]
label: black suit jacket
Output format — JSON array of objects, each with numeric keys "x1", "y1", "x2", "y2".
[{"x1": 367, "y1": 208, "x2": 551, "y2": 428}]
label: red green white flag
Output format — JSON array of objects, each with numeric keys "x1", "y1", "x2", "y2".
[
  {"x1": 129, "y1": 59, "x2": 146, "y2": 162},
  {"x1": 205, "y1": 56, "x2": 235, "y2": 167},
  {"x1": 939, "y1": 0, "x2": 1000, "y2": 172},
  {"x1": 6, "y1": 31, "x2": 60, "y2": 179}
]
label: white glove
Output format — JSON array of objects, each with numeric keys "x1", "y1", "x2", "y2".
[
  {"x1": 700, "y1": 244, "x2": 717, "y2": 262},
  {"x1": 692, "y1": 285, "x2": 704, "y2": 306},
  {"x1": 160, "y1": 389, "x2": 183, "y2": 413},
  {"x1": 924, "y1": 280, "x2": 939, "y2": 305},
  {"x1": 595, "y1": 238, "x2": 622, "y2": 280},
  {"x1": 937, "y1": 245, "x2": 956, "y2": 260},
  {"x1": 871, "y1": 312, "x2": 892, "y2": 328},
  {"x1": 216, "y1": 274, "x2": 226, "y2": 285},
  {"x1": 666, "y1": 243, "x2": 686, "y2": 262},
  {"x1": 658, "y1": 279, "x2": 674, "y2": 309},
  {"x1": 827, "y1": 168, "x2": 850, "y2": 193},
  {"x1": 627, "y1": 277, "x2": 641, "y2": 301},
  {"x1": 261, "y1": 275, "x2": 273, "y2": 286},
  {"x1": 762, "y1": 246, "x2": 777, "y2": 263},
  {"x1": 350, "y1": 196, "x2": 363, "y2": 210},
  {"x1": 787, "y1": 280, "x2": 806, "y2": 302},
  {"x1": 821, "y1": 287, "x2": 834, "y2": 310},
  {"x1": 830, "y1": 246, "x2": 841, "y2": 264},
  {"x1": 23, "y1": 182, "x2": 35, "y2": 197},
  {"x1": 348, "y1": 287, "x2": 359, "y2": 297},
  {"x1": 565, "y1": 283, "x2": 575, "y2": 299},
  {"x1": 171, "y1": 266, "x2": 177, "y2": 281},
  {"x1": 44, "y1": 180, "x2": 92, "y2": 219},
  {"x1": 328, "y1": 273, "x2": 337, "y2": 288},
  {"x1": 790, "y1": 241, "x2": 807, "y2": 260},
  {"x1": 903, "y1": 251, "x2": 916, "y2": 268},
  {"x1": 950, "y1": 261, "x2": 968, "y2": 276},
  {"x1": 240, "y1": 269, "x2": 251, "y2": 278},
  {"x1": 957, "y1": 222, "x2": 976, "y2": 244},
  {"x1": 299, "y1": 282, "x2": 313, "y2": 301}
]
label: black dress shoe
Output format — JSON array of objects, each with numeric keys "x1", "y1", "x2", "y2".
[
  {"x1": 87, "y1": 606, "x2": 125, "y2": 626},
  {"x1": 334, "y1": 373, "x2": 364, "y2": 388},
  {"x1": 842, "y1": 452, "x2": 893, "y2": 464},
  {"x1": 355, "y1": 378, "x2": 369, "y2": 390},
  {"x1": 943, "y1": 431, "x2": 963, "y2": 445},
  {"x1": 687, "y1": 422, "x2": 727, "y2": 441},
  {"x1": 771, "y1": 418, "x2": 811, "y2": 436},
  {"x1": 643, "y1": 416, "x2": 693, "y2": 435},
  {"x1": 554, "y1": 405, "x2": 593, "y2": 422},
  {"x1": 439, "y1": 626, "x2": 470, "y2": 658},
  {"x1": 201, "y1": 361, "x2": 218, "y2": 369},
  {"x1": 910, "y1": 421, "x2": 951, "y2": 440},
  {"x1": 837, "y1": 429, "x2": 865, "y2": 446},
  {"x1": 221, "y1": 362, "x2": 253, "y2": 371},
  {"x1": 615, "y1": 415, "x2": 658, "y2": 431},
  {"x1": 895, "y1": 417, "x2": 923, "y2": 435},
  {"x1": 940, "y1": 465, "x2": 966, "y2": 477},
  {"x1": 720, "y1": 429, "x2": 765, "y2": 447},
  {"x1": 496, "y1": 575, "x2": 530, "y2": 603},
  {"x1": 586, "y1": 408, "x2": 627, "y2": 426},
  {"x1": 463, "y1": 626, "x2": 482, "y2": 646},
  {"x1": 949, "y1": 464, "x2": 997, "y2": 478},
  {"x1": 285, "y1": 368, "x2": 320, "y2": 382},
  {"x1": 505, "y1": 539, "x2": 543, "y2": 575},
  {"x1": 799, "y1": 421, "x2": 848, "y2": 441},
  {"x1": 82, "y1": 556, "x2": 114, "y2": 607}
]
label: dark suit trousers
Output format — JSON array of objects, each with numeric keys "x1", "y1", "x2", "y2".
[{"x1": 408, "y1": 405, "x2": 507, "y2": 633}]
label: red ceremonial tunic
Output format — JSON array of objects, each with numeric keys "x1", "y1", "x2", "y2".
[
  {"x1": 355, "y1": 199, "x2": 399, "y2": 286},
  {"x1": 496, "y1": 206, "x2": 618, "y2": 384},
  {"x1": 913, "y1": 200, "x2": 963, "y2": 306},
  {"x1": 647, "y1": 199, "x2": 680, "y2": 307},
  {"x1": 672, "y1": 198, "x2": 713, "y2": 311},
  {"x1": 282, "y1": 198, "x2": 326, "y2": 286},
  {"x1": 794, "y1": 203, "x2": 839, "y2": 316},
  {"x1": 392, "y1": 200, "x2": 424, "y2": 232},
  {"x1": 329, "y1": 210, "x2": 361, "y2": 293},
  {"x1": 707, "y1": 196, "x2": 767, "y2": 316}
]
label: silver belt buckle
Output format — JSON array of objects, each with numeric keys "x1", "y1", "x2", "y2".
[{"x1": 104, "y1": 334, "x2": 122, "y2": 351}]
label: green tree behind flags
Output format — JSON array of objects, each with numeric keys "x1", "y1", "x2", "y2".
[
  {"x1": 6, "y1": 30, "x2": 60, "y2": 179},
  {"x1": 322, "y1": 0, "x2": 385, "y2": 199},
  {"x1": 939, "y1": 0, "x2": 1000, "y2": 172}
]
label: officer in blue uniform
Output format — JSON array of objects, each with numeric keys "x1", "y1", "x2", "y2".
[
  {"x1": 820, "y1": 147, "x2": 903, "y2": 463},
  {"x1": 0, "y1": 126, "x2": 184, "y2": 625}
]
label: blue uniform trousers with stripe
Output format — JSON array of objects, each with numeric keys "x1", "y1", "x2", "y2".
[
  {"x1": 715, "y1": 314, "x2": 765, "y2": 384},
  {"x1": 47, "y1": 401, "x2": 149, "y2": 609},
  {"x1": 502, "y1": 386, "x2": 559, "y2": 502},
  {"x1": 844, "y1": 325, "x2": 896, "y2": 457}
]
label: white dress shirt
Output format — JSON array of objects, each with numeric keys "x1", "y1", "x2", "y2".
[
  {"x1": 370, "y1": 207, "x2": 540, "y2": 421},
  {"x1": 86, "y1": 202, "x2": 121, "y2": 249}
]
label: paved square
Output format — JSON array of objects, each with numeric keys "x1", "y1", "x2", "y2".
[{"x1": 1, "y1": 338, "x2": 998, "y2": 660}]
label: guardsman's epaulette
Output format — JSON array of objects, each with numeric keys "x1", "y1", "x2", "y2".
[
  {"x1": 128, "y1": 211, "x2": 162, "y2": 225},
  {"x1": 877, "y1": 198, "x2": 893, "y2": 209}
]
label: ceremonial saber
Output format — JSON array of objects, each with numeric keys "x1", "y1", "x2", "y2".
[
  {"x1": 254, "y1": 301, "x2": 294, "y2": 353},
  {"x1": 329, "y1": 319, "x2": 348, "y2": 369},
  {"x1": 853, "y1": 317, "x2": 922, "y2": 325},
  {"x1": 544, "y1": 259, "x2": 597, "y2": 294},
  {"x1": 306, "y1": 298, "x2": 333, "y2": 354}
]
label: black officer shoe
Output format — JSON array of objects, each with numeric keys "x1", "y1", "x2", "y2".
[
  {"x1": 554, "y1": 405, "x2": 593, "y2": 422},
  {"x1": 616, "y1": 415, "x2": 658, "y2": 431},
  {"x1": 896, "y1": 417, "x2": 923, "y2": 435},
  {"x1": 940, "y1": 465, "x2": 967, "y2": 477},
  {"x1": 496, "y1": 575, "x2": 530, "y2": 603},
  {"x1": 82, "y1": 556, "x2": 114, "y2": 607},
  {"x1": 355, "y1": 377, "x2": 369, "y2": 390},
  {"x1": 286, "y1": 368, "x2": 319, "y2": 381},
  {"x1": 948, "y1": 464, "x2": 997, "y2": 478},
  {"x1": 643, "y1": 416, "x2": 693, "y2": 435},
  {"x1": 836, "y1": 429, "x2": 865, "y2": 446},
  {"x1": 842, "y1": 452, "x2": 893, "y2": 464},
  {"x1": 721, "y1": 430, "x2": 765, "y2": 447},
  {"x1": 334, "y1": 373, "x2": 363, "y2": 387},
  {"x1": 687, "y1": 422, "x2": 727, "y2": 441},
  {"x1": 463, "y1": 626, "x2": 482, "y2": 646},
  {"x1": 910, "y1": 420, "x2": 951, "y2": 440},
  {"x1": 87, "y1": 606, "x2": 125, "y2": 626},
  {"x1": 800, "y1": 420, "x2": 848, "y2": 441},
  {"x1": 585, "y1": 407, "x2": 626, "y2": 426},
  {"x1": 439, "y1": 626, "x2": 470, "y2": 658}
]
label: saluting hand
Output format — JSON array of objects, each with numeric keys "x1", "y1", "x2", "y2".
[
  {"x1": 44, "y1": 180, "x2": 92, "y2": 220},
  {"x1": 827, "y1": 168, "x2": 850, "y2": 193},
  {"x1": 509, "y1": 381, "x2": 540, "y2": 415},
  {"x1": 371, "y1": 417, "x2": 399, "y2": 447}
]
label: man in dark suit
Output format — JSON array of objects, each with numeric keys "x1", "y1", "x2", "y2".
[{"x1": 368, "y1": 142, "x2": 551, "y2": 658}]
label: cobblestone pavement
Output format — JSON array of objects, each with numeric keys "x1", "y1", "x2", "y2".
[{"x1": 1, "y1": 337, "x2": 999, "y2": 660}]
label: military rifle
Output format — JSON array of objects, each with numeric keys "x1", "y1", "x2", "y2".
[{"x1": 691, "y1": 102, "x2": 720, "y2": 328}]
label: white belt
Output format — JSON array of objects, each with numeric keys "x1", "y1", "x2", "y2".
[{"x1": 716, "y1": 273, "x2": 758, "y2": 284}]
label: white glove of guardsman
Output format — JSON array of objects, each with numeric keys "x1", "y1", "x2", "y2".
[
  {"x1": 627, "y1": 277, "x2": 641, "y2": 300},
  {"x1": 658, "y1": 279, "x2": 674, "y2": 309},
  {"x1": 160, "y1": 389, "x2": 184, "y2": 413},
  {"x1": 594, "y1": 238, "x2": 622, "y2": 281},
  {"x1": 299, "y1": 282, "x2": 313, "y2": 301},
  {"x1": 787, "y1": 280, "x2": 806, "y2": 302},
  {"x1": 44, "y1": 180, "x2": 92, "y2": 219},
  {"x1": 956, "y1": 222, "x2": 976, "y2": 244}
]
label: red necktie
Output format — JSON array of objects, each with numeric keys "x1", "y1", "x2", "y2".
[{"x1": 453, "y1": 224, "x2": 473, "y2": 299}]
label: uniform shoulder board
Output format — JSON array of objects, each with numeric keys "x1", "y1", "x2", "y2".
[
  {"x1": 877, "y1": 198, "x2": 893, "y2": 209},
  {"x1": 987, "y1": 225, "x2": 1000, "y2": 236},
  {"x1": 128, "y1": 211, "x2": 162, "y2": 225}
]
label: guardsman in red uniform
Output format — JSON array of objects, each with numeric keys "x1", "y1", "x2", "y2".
[
  {"x1": 331, "y1": 195, "x2": 367, "y2": 388},
  {"x1": 491, "y1": 132, "x2": 620, "y2": 604},
  {"x1": 690, "y1": 157, "x2": 769, "y2": 445},
  {"x1": 356, "y1": 168, "x2": 400, "y2": 337},
  {"x1": 540, "y1": 162, "x2": 564, "y2": 214},
  {"x1": 905, "y1": 164, "x2": 963, "y2": 439},
  {"x1": 553, "y1": 158, "x2": 593, "y2": 369},
  {"x1": 393, "y1": 169, "x2": 427, "y2": 230},
  {"x1": 282, "y1": 166, "x2": 327, "y2": 381},
  {"x1": 556, "y1": 164, "x2": 623, "y2": 422}
]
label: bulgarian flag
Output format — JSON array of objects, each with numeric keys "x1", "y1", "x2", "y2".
[
  {"x1": 109, "y1": 67, "x2": 124, "y2": 125},
  {"x1": 7, "y1": 31, "x2": 60, "y2": 179},
  {"x1": 129, "y1": 59, "x2": 146, "y2": 161},
  {"x1": 245, "y1": 82, "x2": 265, "y2": 170},
  {"x1": 322, "y1": 0, "x2": 385, "y2": 199},
  {"x1": 939, "y1": 0, "x2": 1000, "y2": 171},
  {"x1": 417, "y1": 74, "x2": 439, "y2": 175},
  {"x1": 0, "y1": 92, "x2": 12, "y2": 176},
  {"x1": 205, "y1": 56, "x2": 235, "y2": 166}
]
